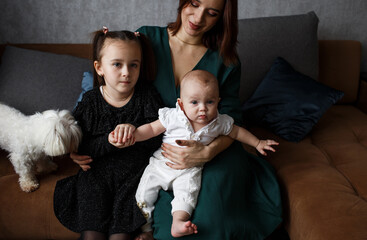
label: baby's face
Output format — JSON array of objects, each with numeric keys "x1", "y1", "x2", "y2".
[{"x1": 179, "y1": 80, "x2": 219, "y2": 126}]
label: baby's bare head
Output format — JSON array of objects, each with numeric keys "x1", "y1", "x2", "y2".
[{"x1": 180, "y1": 70, "x2": 219, "y2": 99}]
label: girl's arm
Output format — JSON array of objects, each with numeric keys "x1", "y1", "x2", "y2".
[
  {"x1": 70, "y1": 152, "x2": 92, "y2": 172},
  {"x1": 73, "y1": 93, "x2": 119, "y2": 159},
  {"x1": 109, "y1": 120, "x2": 166, "y2": 148},
  {"x1": 229, "y1": 125, "x2": 279, "y2": 156}
]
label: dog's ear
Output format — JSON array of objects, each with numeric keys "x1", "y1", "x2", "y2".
[
  {"x1": 68, "y1": 120, "x2": 82, "y2": 153},
  {"x1": 58, "y1": 110, "x2": 82, "y2": 152},
  {"x1": 42, "y1": 110, "x2": 82, "y2": 156},
  {"x1": 43, "y1": 123, "x2": 68, "y2": 156}
]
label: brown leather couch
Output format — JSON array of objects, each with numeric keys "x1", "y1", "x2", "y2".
[
  {"x1": 0, "y1": 40, "x2": 366, "y2": 239},
  {"x1": 248, "y1": 40, "x2": 367, "y2": 240}
]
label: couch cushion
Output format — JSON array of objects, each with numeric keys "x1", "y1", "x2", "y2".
[
  {"x1": 0, "y1": 155, "x2": 80, "y2": 239},
  {"x1": 242, "y1": 57, "x2": 344, "y2": 142},
  {"x1": 0, "y1": 46, "x2": 92, "y2": 115},
  {"x1": 237, "y1": 11, "x2": 319, "y2": 104}
]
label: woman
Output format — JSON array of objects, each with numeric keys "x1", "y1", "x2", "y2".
[{"x1": 73, "y1": 0, "x2": 283, "y2": 239}]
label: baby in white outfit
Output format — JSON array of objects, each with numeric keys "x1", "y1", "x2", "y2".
[{"x1": 108, "y1": 70, "x2": 279, "y2": 238}]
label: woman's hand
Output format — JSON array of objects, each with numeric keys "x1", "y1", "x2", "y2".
[
  {"x1": 161, "y1": 140, "x2": 211, "y2": 169},
  {"x1": 162, "y1": 136, "x2": 234, "y2": 169},
  {"x1": 70, "y1": 152, "x2": 93, "y2": 171}
]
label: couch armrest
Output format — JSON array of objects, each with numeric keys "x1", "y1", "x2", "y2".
[
  {"x1": 318, "y1": 40, "x2": 361, "y2": 104},
  {"x1": 357, "y1": 76, "x2": 367, "y2": 114}
]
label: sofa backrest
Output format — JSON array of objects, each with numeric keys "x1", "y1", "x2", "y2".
[
  {"x1": 0, "y1": 44, "x2": 92, "y2": 115},
  {"x1": 0, "y1": 12, "x2": 362, "y2": 115},
  {"x1": 237, "y1": 12, "x2": 319, "y2": 104},
  {"x1": 237, "y1": 12, "x2": 361, "y2": 105}
]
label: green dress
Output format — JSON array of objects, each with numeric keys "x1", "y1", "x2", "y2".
[{"x1": 138, "y1": 26, "x2": 282, "y2": 240}]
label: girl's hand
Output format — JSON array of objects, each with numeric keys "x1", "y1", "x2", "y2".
[
  {"x1": 70, "y1": 152, "x2": 92, "y2": 171},
  {"x1": 161, "y1": 140, "x2": 211, "y2": 169},
  {"x1": 108, "y1": 124, "x2": 136, "y2": 148},
  {"x1": 255, "y1": 139, "x2": 279, "y2": 156}
]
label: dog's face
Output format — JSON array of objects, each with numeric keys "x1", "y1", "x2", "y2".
[{"x1": 39, "y1": 110, "x2": 82, "y2": 156}]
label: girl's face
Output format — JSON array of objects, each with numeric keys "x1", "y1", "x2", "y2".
[
  {"x1": 94, "y1": 39, "x2": 141, "y2": 98},
  {"x1": 178, "y1": 79, "x2": 219, "y2": 129},
  {"x1": 181, "y1": 0, "x2": 225, "y2": 38}
]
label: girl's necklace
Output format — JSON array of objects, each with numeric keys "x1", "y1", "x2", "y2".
[{"x1": 102, "y1": 86, "x2": 132, "y2": 106}]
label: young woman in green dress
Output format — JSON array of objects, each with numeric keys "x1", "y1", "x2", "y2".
[{"x1": 72, "y1": 0, "x2": 283, "y2": 239}]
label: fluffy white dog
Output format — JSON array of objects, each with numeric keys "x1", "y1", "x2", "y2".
[{"x1": 0, "y1": 103, "x2": 82, "y2": 192}]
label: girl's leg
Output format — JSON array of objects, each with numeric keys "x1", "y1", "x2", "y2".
[
  {"x1": 80, "y1": 231, "x2": 107, "y2": 240},
  {"x1": 109, "y1": 233, "x2": 132, "y2": 240}
]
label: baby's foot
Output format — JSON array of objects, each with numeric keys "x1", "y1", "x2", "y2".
[
  {"x1": 171, "y1": 220, "x2": 198, "y2": 237},
  {"x1": 134, "y1": 231, "x2": 154, "y2": 240}
]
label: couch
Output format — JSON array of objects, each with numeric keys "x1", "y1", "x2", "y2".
[
  {"x1": 245, "y1": 40, "x2": 367, "y2": 239},
  {"x1": 0, "y1": 12, "x2": 366, "y2": 239}
]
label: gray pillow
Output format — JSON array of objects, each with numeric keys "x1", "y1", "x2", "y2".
[
  {"x1": 0, "y1": 46, "x2": 92, "y2": 115},
  {"x1": 237, "y1": 11, "x2": 319, "y2": 104}
]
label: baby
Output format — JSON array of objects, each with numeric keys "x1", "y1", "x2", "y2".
[{"x1": 109, "y1": 69, "x2": 279, "y2": 238}]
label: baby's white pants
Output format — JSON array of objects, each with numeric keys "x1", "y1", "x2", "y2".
[{"x1": 135, "y1": 155, "x2": 202, "y2": 232}]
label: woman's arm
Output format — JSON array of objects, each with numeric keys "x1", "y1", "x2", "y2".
[{"x1": 162, "y1": 135, "x2": 234, "y2": 169}]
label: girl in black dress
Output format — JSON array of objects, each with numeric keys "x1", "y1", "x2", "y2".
[{"x1": 54, "y1": 28, "x2": 162, "y2": 240}]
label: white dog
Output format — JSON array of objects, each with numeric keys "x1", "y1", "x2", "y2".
[{"x1": 0, "y1": 103, "x2": 82, "y2": 192}]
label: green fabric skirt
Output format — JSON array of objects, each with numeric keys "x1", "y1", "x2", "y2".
[{"x1": 152, "y1": 141, "x2": 282, "y2": 240}]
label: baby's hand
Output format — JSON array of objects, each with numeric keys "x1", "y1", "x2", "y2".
[
  {"x1": 108, "y1": 124, "x2": 136, "y2": 148},
  {"x1": 255, "y1": 139, "x2": 279, "y2": 156}
]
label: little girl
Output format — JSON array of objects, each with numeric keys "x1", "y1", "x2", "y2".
[
  {"x1": 53, "y1": 27, "x2": 162, "y2": 240},
  {"x1": 109, "y1": 70, "x2": 279, "y2": 238}
]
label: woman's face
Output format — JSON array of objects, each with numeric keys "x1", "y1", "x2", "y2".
[{"x1": 181, "y1": 0, "x2": 225, "y2": 37}]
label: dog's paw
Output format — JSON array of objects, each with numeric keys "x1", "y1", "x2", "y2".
[{"x1": 19, "y1": 178, "x2": 40, "y2": 193}]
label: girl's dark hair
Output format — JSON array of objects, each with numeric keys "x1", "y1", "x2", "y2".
[
  {"x1": 167, "y1": 0, "x2": 238, "y2": 66},
  {"x1": 92, "y1": 29, "x2": 156, "y2": 87}
]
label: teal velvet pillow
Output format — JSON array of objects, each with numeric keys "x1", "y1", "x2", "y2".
[{"x1": 242, "y1": 57, "x2": 344, "y2": 142}]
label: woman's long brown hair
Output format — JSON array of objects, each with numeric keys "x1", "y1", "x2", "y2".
[{"x1": 168, "y1": 0, "x2": 238, "y2": 66}]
